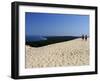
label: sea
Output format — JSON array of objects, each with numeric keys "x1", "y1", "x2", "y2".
[{"x1": 26, "y1": 35, "x2": 80, "y2": 42}]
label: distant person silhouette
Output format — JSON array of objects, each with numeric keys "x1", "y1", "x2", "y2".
[
  {"x1": 85, "y1": 35, "x2": 87, "y2": 41},
  {"x1": 82, "y1": 34, "x2": 84, "y2": 40}
]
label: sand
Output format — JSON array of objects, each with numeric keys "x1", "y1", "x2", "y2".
[{"x1": 25, "y1": 38, "x2": 89, "y2": 68}]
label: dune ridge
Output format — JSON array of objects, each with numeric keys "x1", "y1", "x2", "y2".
[{"x1": 25, "y1": 38, "x2": 89, "y2": 68}]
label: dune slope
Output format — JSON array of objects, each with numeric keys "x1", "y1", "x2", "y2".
[{"x1": 25, "y1": 38, "x2": 89, "y2": 68}]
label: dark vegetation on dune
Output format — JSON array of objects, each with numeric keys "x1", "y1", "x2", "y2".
[{"x1": 26, "y1": 36, "x2": 80, "y2": 47}]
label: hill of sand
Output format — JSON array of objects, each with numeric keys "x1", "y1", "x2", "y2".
[{"x1": 25, "y1": 38, "x2": 89, "y2": 68}]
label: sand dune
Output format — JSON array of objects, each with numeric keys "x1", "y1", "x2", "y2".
[{"x1": 25, "y1": 38, "x2": 89, "y2": 68}]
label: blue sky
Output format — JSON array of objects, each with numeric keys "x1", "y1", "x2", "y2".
[{"x1": 25, "y1": 12, "x2": 89, "y2": 36}]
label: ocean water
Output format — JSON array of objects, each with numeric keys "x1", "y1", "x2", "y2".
[
  {"x1": 26, "y1": 36, "x2": 80, "y2": 47},
  {"x1": 26, "y1": 36, "x2": 47, "y2": 42},
  {"x1": 26, "y1": 36, "x2": 80, "y2": 42}
]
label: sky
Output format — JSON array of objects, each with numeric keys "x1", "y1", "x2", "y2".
[{"x1": 25, "y1": 12, "x2": 89, "y2": 36}]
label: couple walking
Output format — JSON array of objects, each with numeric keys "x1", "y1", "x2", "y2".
[{"x1": 82, "y1": 35, "x2": 87, "y2": 41}]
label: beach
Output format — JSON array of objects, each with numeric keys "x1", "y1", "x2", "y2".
[{"x1": 25, "y1": 38, "x2": 89, "y2": 68}]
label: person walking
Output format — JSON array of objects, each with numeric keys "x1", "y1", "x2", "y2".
[
  {"x1": 82, "y1": 34, "x2": 84, "y2": 40},
  {"x1": 85, "y1": 35, "x2": 87, "y2": 41}
]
